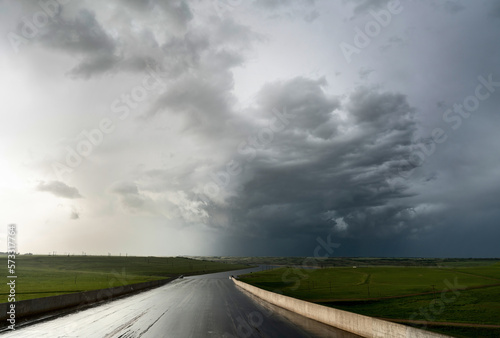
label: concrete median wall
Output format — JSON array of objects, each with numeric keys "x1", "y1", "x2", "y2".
[
  {"x1": 232, "y1": 278, "x2": 449, "y2": 338},
  {"x1": 1, "y1": 278, "x2": 175, "y2": 325}
]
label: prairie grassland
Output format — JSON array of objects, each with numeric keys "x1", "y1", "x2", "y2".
[
  {"x1": 239, "y1": 261, "x2": 500, "y2": 337},
  {"x1": 1, "y1": 255, "x2": 249, "y2": 302}
]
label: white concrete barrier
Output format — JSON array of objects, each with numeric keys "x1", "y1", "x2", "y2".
[{"x1": 231, "y1": 278, "x2": 450, "y2": 338}]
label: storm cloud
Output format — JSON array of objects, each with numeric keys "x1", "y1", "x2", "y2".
[{"x1": 2, "y1": 0, "x2": 499, "y2": 257}]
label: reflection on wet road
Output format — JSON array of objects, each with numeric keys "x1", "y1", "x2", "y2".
[{"x1": 1, "y1": 268, "x2": 360, "y2": 337}]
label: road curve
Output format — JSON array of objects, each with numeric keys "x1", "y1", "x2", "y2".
[{"x1": 1, "y1": 268, "x2": 360, "y2": 337}]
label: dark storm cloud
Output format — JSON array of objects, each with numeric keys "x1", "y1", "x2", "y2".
[
  {"x1": 196, "y1": 78, "x2": 421, "y2": 254},
  {"x1": 137, "y1": 77, "x2": 422, "y2": 251},
  {"x1": 147, "y1": 76, "x2": 232, "y2": 134},
  {"x1": 144, "y1": 19, "x2": 257, "y2": 133},
  {"x1": 118, "y1": 55, "x2": 158, "y2": 73},
  {"x1": 25, "y1": 1, "x2": 194, "y2": 78},
  {"x1": 155, "y1": 0, "x2": 193, "y2": 29},
  {"x1": 34, "y1": 8, "x2": 117, "y2": 78},
  {"x1": 9, "y1": 0, "x2": 499, "y2": 257},
  {"x1": 159, "y1": 32, "x2": 210, "y2": 76},
  {"x1": 36, "y1": 181, "x2": 82, "y2": 199},
  {"x1": 39, "y1": 9, "x2": 115, "y2": 53},
  {"x1": 255, "y1": 77, "x2": 340, "y2": 138},
  {"x1": 139, "y1": 18, "x2": 254, "y2": 84},
  {"x1": 69, "y1": 53, "x2": 120, "y2": 79}
]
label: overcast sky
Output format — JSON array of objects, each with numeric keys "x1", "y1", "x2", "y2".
[{"x1": 1, "y1": 0, "x2": 499, "y2": 257}]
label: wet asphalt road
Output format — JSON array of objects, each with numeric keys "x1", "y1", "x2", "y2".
[{"x1": 0, "y1": 268, "x2": 360, "y2": 337}]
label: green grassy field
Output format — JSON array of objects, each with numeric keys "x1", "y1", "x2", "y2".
[
  {"x1": 0, "y1": 255, "x2": 249, "y2": 302},
  {"x1": 239, "y1": 261, "x2": 500, "y2": 337},
  {"x1": 195, "y1": 256, "x2": 499, "y2": 268}
]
